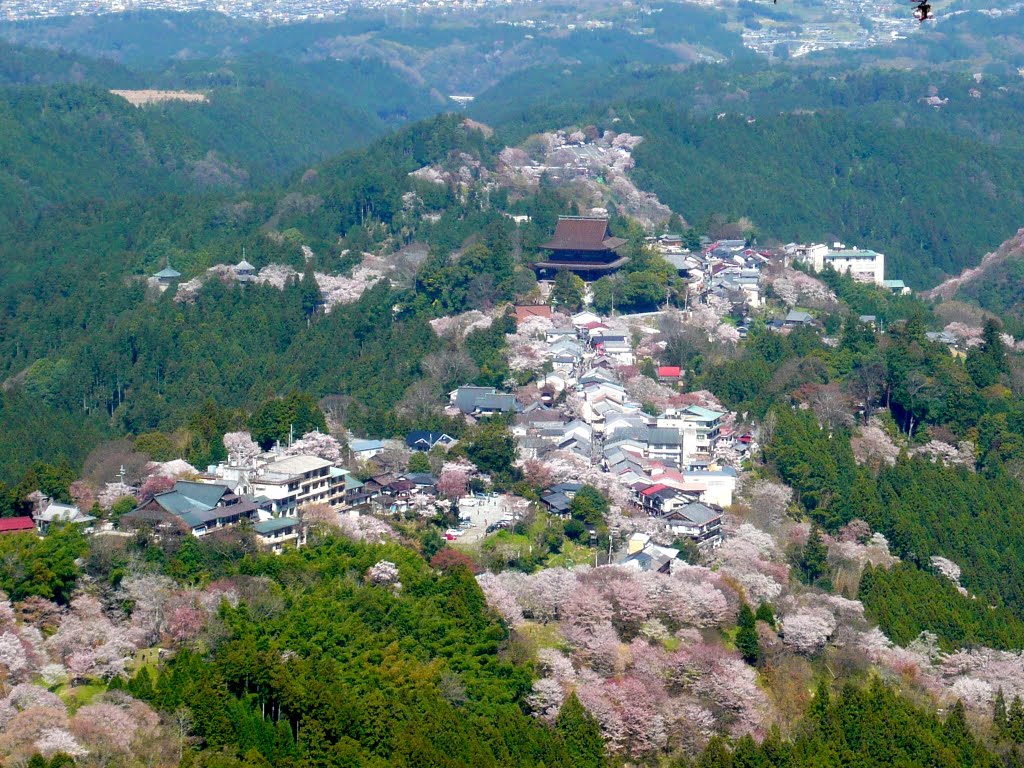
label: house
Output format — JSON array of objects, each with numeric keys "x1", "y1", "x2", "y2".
[
  {"x1": 541, "y1": 491, "x2": 572, "y2": 517},
  {"x1": 35, "y1": 502, "x2": 96, "y2": 534},
  {"x1": 926, "y1": 330, "x2": 958, "y2": 346},
  {"x1": 618, "y1": 533, "x2": 678, "y2": 573},
  {"x1": 550, "y1": 482, "x2": 583, "y2": 498},
  {"x1": 656, "y1": 501, "x2": 723, "y2": 544},
  {"x1": 647, "y1": 427, "x2": 683, "y2": 466},
  {"x1": 450, "y1": 386, "x2": 520, "y2": 416},
  {"x1": 801, "y1": 243, "x2": 886, "y2": 285},
  {"x1": 534, "y1": 216, "x2": 629, "y2": 279},
  {"x1": 349, "y1": 439, "x2": 386, "y2": 461},
  {"x1": 122, "y1": 481, "x2": 268, "y2": 537},
  {"x1": 545, "y1": 327, "x2": 578, "y2": 344},
  {"x1": 0, "y1": 517, "x2": 37, "y2": 535},
  {"x1": 591, "y1": 334, "x2": 634, "y2": 365},
  {"x1": 406, "y1": 431, "x2": 457, "y2": 452},
  {"x1": 571, "y1": 310, "x2": 602, "y2": 328},
  {"x1": 883, "y1": 279, "x2": 911, "y2": 296},
  {"x1": 657, "y1": 366, "x2": 682, "y2": 383},
  {"x1": 254, "y1": 517, "x2": 302, "y2": 553},
  {"x1": 515, "y1": 305, "x2": 554, "y2": 323},
  {"x1": 784, "y1": 310, "x2": 814, "y2": 327},
  {"x1": 404, "y1": 473, "x2": 438, "y2": 493}
]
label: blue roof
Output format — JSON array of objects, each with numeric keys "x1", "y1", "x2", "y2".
[{"x1": 350, "y1": 439, "x2": 384, "y2": 452}]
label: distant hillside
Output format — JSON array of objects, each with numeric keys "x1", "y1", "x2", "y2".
[
  {"x1": 925, "y1": 227, "x2": 1024, "y2": 333},
  {"x1": 472, "y1": 62, "x2": 1024, "y2": 286},
  {"x1": 0, "y1": 40, "x2": 143, "y2": 86},
  {"x1": 625, "y1": 107, "x2": 1024, "y2": 286},
  {"x1": 0, "y1": 7, "x2": 747, "y2": 95},
  {"x1": 0, "y1": 50, "x2": 446, "y2": 230}
]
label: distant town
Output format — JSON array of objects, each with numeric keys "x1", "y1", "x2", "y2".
[{"x1": 0, "y1": 0, "x2": 930, "y2": 60}]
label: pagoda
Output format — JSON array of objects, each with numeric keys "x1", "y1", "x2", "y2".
[
  {"x1": 533, "y1": 216, "x2": 629, "y2": 279},
  {"x1": 152, "y1": 258, "x2": 181, "y2": 288}
]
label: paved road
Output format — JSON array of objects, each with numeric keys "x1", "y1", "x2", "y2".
[{"x1": 451, "y1": 495, "x2": 530, "y2": 545}]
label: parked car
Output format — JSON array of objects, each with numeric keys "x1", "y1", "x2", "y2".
[{"x1": 444, "y1": 528, "x2": 463, "y2": 538}]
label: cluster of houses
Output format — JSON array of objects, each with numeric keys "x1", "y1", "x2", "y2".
[
  {"x1": 119, "y1": 445, "x2": 464, "y2": 550},
  {"x1": 654, "y1": 234, "x2": 769, "y2": 312},
  {"x1": 494, "y1": 305, "x2": 750, "y2": 563}
]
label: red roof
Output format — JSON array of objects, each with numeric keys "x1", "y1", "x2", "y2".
[
  {"x1": 0, "y1": 517, "x2": 36, "y2": 533},
  {"x1": 515, "y1": 305, "x2": 553, "y2": 323},
  {"x1": 657, "y1": 366, "x2": 682, "y2": 378},
  {"x1": 540, "y1": 217, "x2": 627, "y2": 253},
  {"x1": 640, "y1": 483, "x2": 669, "y2": 496}
]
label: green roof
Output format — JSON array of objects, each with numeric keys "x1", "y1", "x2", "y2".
[
  {"x1": 683, "y1": 405, "x2": 724, "y2": 421},
  {"x1": 154, "y1": 266, "x2": 181, "y2": 279},
  {"x1": 254, "y1": 517, "x2": 299, "y2": 534}
]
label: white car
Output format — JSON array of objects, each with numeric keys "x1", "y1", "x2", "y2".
[{"x1": 444, "y1": 528, "x2": 464, "y2": 538}]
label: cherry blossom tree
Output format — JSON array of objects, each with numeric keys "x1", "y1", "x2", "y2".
[
  {"x1": 366, "y1": 561, "x2": 401, "y2": 590},
  {"x1": 526, "y1": 677, "x2": 566, "y2": 722},
  {"x1": 286, "y1": 430, "x2": 342, "y2": 463},
  {"x1": 517, "y1": 568, "x2": 575, "y2": 622},
  {"x1": 223, "y1": 431, "x2": 261, "y2": 467},
  {"x1": 428, "y1": 311, "x2": 493, "y2": 342},
  {"x1": 35, "y1": 727, "x2": 87, "y2": 758},
  {"x1": 336, "y1": 514, "x2": 395, "y2": 543},
  {"x1": 746, "y1": 480, "x2": 793, "y2": 529},
  {"x1": 576, "y1": 675, "x2": 668, "y2": 757},
  {"x1": 712, "y1": 524, "x2": 789, "y2": 604},
  {"x1": 121, "y1": 574, "x2": 177, "y2": 645},
  {"x1": 166, "y1": 603, "x2": 206, "y2": 644},
  {"x1": 315, "y1": 266, "x2": 385, "y2": 312},
  {"x1": 68, "y1": 481, "x2": 96, "y2": 514},
  {"x1": 437, "y1": 468, "x2": 469, "y2": 500},
  {"x1": 779, "y1": 607, "x2": 837, "y2": 655},
  {"x1": 563, "y1": 620, "x2": 621, "y2": 675},
  {"x1": 98, "y1": 483, "x2": 136, "y2": 511},
  {"x1": 45, "y1": 595, "x2": 137, "y2": 681},
  {"x1": 851, "y1": 421, "x2": 902, "y2": 466},
  {"x1": 521, "y1": 459, "x2": 554, "y2": 490},
  {"x1": 138, "y1": 474, "x2": 175, "y2": 501},
  {"x1": 0, "y1": 632, "x2": 29, "y2": 680},
  {"x1": 476, "y1": 573, "x2": 525, "y2": 627}
]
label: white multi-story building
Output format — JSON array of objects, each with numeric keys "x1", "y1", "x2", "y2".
[
  {"x1": 656, "y1": 405, "x2": 724, "y2": 463},
  {"x1": 248, "y1": 455, "x2": 348, "y2": 515},
  {"x1": 798, "y1": 242, "x2": 885, "y2": 285},
  {"x1": 206, "y1": 454, "x2": 357, "y2": 516}
]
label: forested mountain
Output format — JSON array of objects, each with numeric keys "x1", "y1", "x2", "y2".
[
  {"x1": 5, "y1": 12, "x2": 1024, "y2": 767},
  {"x1": 471, "y1": 62, "x2": 1024, "y2": 285},
  {"x1": 0, "y1": 40, "x2": 142, "y2": 85},
  {"x1": 0, "y1": 52, "x2": 445, "y2": 231}
]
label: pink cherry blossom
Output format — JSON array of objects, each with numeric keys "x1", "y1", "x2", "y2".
[
  {"x1": 224, "y1": 431, "x2": 261, "y2": 466},
  {"x1": 779, "y1": 607, "x2": 837, "y2": 655},
  {"x1": 286, "y1": 430, "x2": 342, "y2": 463}
]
